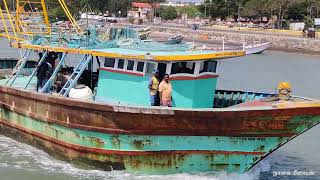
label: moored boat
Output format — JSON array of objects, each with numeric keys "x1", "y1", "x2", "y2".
[
  {"x1": 203, "y1": 42, "x2": 271, "y2": 55},
  {"x1": 0, "y1": 0, "x2": 320, "y2": 175},
  {"x1": 244, "y1": 42, "x2": 271, "y2": 55},
  {"x1": 165, "y1": 35, "x2": 184, "y2": 44}
]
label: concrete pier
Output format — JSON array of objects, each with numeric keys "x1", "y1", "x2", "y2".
[{"x1": 150, "y1": 25, "x2": 320, "y2": 54}]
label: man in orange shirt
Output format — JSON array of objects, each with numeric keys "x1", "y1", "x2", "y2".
[{"x1": 159, "y1": 74, "x2": 172, "y2": 107}]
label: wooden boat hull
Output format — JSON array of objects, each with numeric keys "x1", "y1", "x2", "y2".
[{"x1": 0, "y1": 86, "x2": 320, "y2": 174}]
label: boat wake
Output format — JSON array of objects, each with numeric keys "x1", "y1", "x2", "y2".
[{"x1": 0, "y1": 135, "x2": 269, "y2": 180}]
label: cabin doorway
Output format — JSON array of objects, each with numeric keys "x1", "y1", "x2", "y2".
[{"x1": 157, "y1": 63, "x2": 167, "y2": 81}]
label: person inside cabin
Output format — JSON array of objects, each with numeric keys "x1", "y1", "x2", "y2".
[
  {"x1": 174, "y1": 62, "x2": 193, "y2": 74},
  {"x1": 159, "y1": 74, "x2": 172, "y2": 107},
  {"x1": 148, "y1": 70, "x2": 160, "y2": 106},
  {"x1": 36, "y1": 53, "x2": 43, "y2": 91},
  {"x1": 47, "y1": 52, "x2": 59, "y2": 69},
  {"x1": 36, "y1": 56, "x2": 53, "y2": 92},
  {"x1": 54, "y1": 69, "x2": 71, "y2": 92}
]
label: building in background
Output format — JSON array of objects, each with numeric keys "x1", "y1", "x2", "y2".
[
  {"x1": 128, "y1": 2, "x2": 158, "y2": 22},
  {"x1": 161, "y1": 1, "x2": 201, "y2": 7}
]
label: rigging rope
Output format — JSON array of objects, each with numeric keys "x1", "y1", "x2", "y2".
[
  {"x1": 58, "y1": 0, "x2": 81, "y2": 34},
  {"x1": 2, "y1": 0, "x2": 18, "y2": 40}
]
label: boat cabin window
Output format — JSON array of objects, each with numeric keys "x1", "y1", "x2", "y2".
[
  {"x1": 117, "y1": 59, "x2": 125, "y2": 69},
  {"x1": 102, "y1": 58, "x2": 146, "y2": 74},
  {"x1": 137, "y1": 61, "x2": 145, "y2": 72},
  {"x1": 200, "y1": 60, "x2": 217, "y2": 73},
  {"x1": 127, "y1": 60, "x2": 134, "y2": 71},
  {"x1": 104, "y1": 58, "x2": 115, "y2": 68},
  {"x1": 171, "y1": 62, "x2": 195, "y2": 75},
  {"x1": 0, "y1": 60, "x2": 13, "y2": 69},
  {"x1": 146, "y1": 62, "x2": 157, "y2": 75},
  {"x1": 157, "y1": 63, "x2": 167, "y2": 80}
]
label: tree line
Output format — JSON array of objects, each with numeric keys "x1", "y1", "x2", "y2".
[
  {"x1": 46, "y1": 0, "x2": 162, "y2": 21},
  {"x1": 0, "y1": 0, "x2": 164, "y2": 21},
  {"x1": 1, "y1": 0, "x2": 320, "y2": 28},
  {"x1": 161, "y1": 0, "x2": 320, "y2": 28}
]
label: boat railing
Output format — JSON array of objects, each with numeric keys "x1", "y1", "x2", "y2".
[
  {"x1": 214, "y1": 90, "x2": 315, "y2": 108},
  {"x1": 291, "y1": 95, "x2": 316, "y2": 101},
  {"x1": 214, "y1": 89, "x2": 273, "y2": 108}
]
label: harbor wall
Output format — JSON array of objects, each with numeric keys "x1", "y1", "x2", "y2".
[{"x1": 150, "y1": 26, "x2": 320, "y2": 53}]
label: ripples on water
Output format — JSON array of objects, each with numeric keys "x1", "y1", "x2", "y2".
[{"x1": 2, "y1": 133, "x2": 319, "y2": 180}]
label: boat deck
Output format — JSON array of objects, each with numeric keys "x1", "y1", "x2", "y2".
[
  {"x1": 231, "y1": 97, "x2": 319, "y2": 109},
  {"x1": 0, "y1": 75, "x2": 37, "y2": 90},
  {"x1": 1, "y1": 75, "x2": 319, "y2": 111}
]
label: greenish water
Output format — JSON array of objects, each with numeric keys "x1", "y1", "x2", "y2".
[{"x1": 1, "y1": 38, "x2": 320, "y2": 179}]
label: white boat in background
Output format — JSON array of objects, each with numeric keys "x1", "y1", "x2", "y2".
[
  {"x1": 165, "y1": 35, "x2": 184, "y2": 44},
  {"x1": 244, "y1": 42, "x2": 271, "y2": 55},
  {"x1": 136, "y1": 27, "x2": 151, "y2": 40},
  {"x1": 202, "y1": 42, "x2": 271, "y2": 55}
]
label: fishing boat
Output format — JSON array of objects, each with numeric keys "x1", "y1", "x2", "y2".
[
  {"x1": 0, "y1": 0, "x2": 320, "y2": 175},
  {"x1": 244, "y1": 42, "x2": 271, "y2": 55},
  {"x1": 165, "y1": 35, "x2": 184, "y2": 44},
  {"x1": 136, "y1": 27, "x2": 151, "y2": 40},
  {"x1": 203, "y1": 42, "x2": 271, "y2": 55}
]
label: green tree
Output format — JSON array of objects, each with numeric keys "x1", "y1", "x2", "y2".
[
  {"x1": 232, "y1": 0, "x2": 249, "y2": 21},
  {"x1": 301, "y1": 0, "x2": 320, "y2": 18},
  {"x1": 287, "y1": 1, "x2": 306, "y2": 20},
  {"x1": 198, "y1": 0, "x2": 229, "y2": 19},
  {"x1": 268, "y1": 0, "x2": 301, "y2": 28},
  {"x1": 178, "y1": 5, "x2": 200, "y2": 18},
  {"x1": 46, "y1": 0, "x2": 81, "y2": 21},
  {"x1": 160, "y1": 6, "x2": 178, "y2": 20},
  {"x1": 242, "y1": 0, "x2": 269, "y2": 19},
  {"x1": 304, "y1": 15, "x2": 314, "y2": 27},
  {"x1": 0, "y1": 0, "x2": 15, "y2": 10}
]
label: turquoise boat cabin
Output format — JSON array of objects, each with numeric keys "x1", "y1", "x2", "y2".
[
  {"x1": 1, "y1": 27, "x2": 250, "y2": 109},
  {"x1": 96, "y1": 58, "x2": 219, "y2": 108}
]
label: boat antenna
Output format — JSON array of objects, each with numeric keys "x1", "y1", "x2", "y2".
[
  {"x1": 80, "y1": 4, "x2": 92, "y2": 47},
  {"x1": 86, "y1": 4, "x2": 89, "y2": 47}
]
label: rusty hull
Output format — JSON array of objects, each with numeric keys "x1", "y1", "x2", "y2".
[{"x1": 0, "y1": 86, "x2": 320, "y2": 174}]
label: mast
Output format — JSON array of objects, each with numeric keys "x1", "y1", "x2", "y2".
[{"x1": 86, "y1": 4, "x2": 89, "y2": 47}]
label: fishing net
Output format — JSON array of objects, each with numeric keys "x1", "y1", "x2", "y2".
[{"x1": 28, "y1": 27, "x2": 193, "y2": 52}]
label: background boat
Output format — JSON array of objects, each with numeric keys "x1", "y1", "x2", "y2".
[{"x1": 245, "y1": 42, "x2": 271, "y2": 55}]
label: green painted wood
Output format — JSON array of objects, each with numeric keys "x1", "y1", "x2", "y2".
[
  {"x1": 96, "y1": 70, "x2": 218, "y2": 108},
  {"x1": 96, "y1": 70, "x2": 150, "y2": 106},
  {"x1": 2, "y1": 106, "x2": 320, "y2": 174}
]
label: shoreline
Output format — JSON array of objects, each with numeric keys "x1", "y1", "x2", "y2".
[
  {"x1": 268, "y1": 47, "x2": 320, "y2": 56},
  {"x1": 146, "y1": 25, "x2": 320, "y2": 55},
  {"x1": 150, "y1": 32, "x2": 320, "y2": 56},
  {"x1": 2, "y1": 27, "x2": 320, "y2": 56}
]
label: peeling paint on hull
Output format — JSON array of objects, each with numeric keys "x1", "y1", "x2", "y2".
[{"x1": 0, "y1": 86, "x2": 320, "y2": 174}]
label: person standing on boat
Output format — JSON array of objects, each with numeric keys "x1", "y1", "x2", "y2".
[
  {"x1": 36, "y1": 52, "x2": 43, "y2": 91},
  {"x1": 36, "y1": 58, "x2": 53, "y2": 92},
  {"x1": 159, "y1": 74, "x2": 172, "y2": 107},
  {"x1": 55, "y1": 69, "x2": 71, "y2": 92},
  {"x1": 149, "y1": 70, "x2": 160, "y2": 106}
]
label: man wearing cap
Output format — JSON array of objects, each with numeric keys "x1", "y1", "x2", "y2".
[{"x1": 148, "y1": 70, "x2": 160, "y2": 106}]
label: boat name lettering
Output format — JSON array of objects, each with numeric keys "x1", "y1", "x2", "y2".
[
  {"x1": 242, "y1": 120, "x2": 285, "y2": 130},
  {"x1": 230, "y1": 137, "x2": 266, "y2": 141}
]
